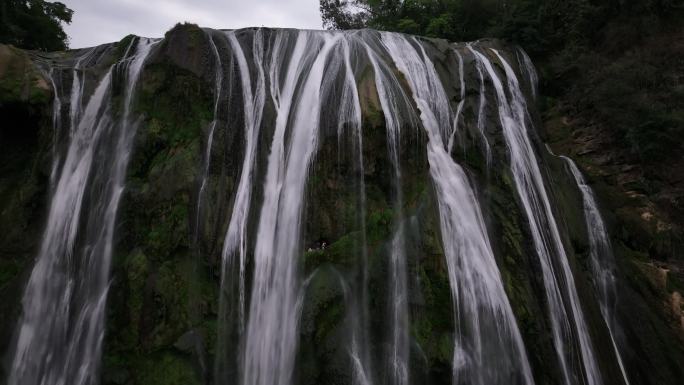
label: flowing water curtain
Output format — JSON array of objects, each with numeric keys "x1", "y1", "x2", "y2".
[
  {"x1": 358, "y1": 30, "x2": 418, "y2": 385},
  {"x1": 43, "y1": 46, "x2": 102, "y2": 193},
  {"x1": 220, "y1": 30, "x2": 394, "y2": 385},
  {"x1": 461, "y1": 43, "x2": 492, "y2": 165},
  {"x1": 44, "y1": 65, "x2": 62, "y2": 191},
  {"x1": 195, "y1": 29, "x2": 225, "y2": 246},
  {"x1": 198, "y1": 27, "x2": 231, "y2": 382},
  {"x1": 7, "y1": 27, "x2": 648, "y2": 385},
  {"x1": 560, "y1": 156, "x2": 631, "y2": 385},
  {"x1": 471, "y1": 45, "x2": 603, "y2": 385},
  {"x1": 336, "y1": 33, "x2": 374, "y2": 385},
  {"x1": 213, "y1": 28, "x2": 267, "y2": 383},
  {"x1": 515, "y1": 47, "x2": 538, "y2": 102},
  {"x1": 237, "y1": 31, "x2": 345, "y2": 385},
  {"x1": 373, "y1": 32, "x2": 534, "y2": 385},
  {"x1": 224, "y1": 28, "x2": 266, "y2": 336},
  {"x1": 446, "y1": 48, "x2": 465, "y2": 154},
  {"x1": 8, "y1": 37, "x2": 158, "y2": 385}
]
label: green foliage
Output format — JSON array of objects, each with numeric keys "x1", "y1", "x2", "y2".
[
  {"x1": 367, "y1": 208, "x2": 394, "y2": 241},
  {"x1": 322, "y1": 0, "x2": 683, "y2": 54},
  {"x1": 101, "y1": 43, "x2": 216, "y2": 384},
  {"x1": 320, "y1": 0, "x2": 367, "y2": 29},
  {"x1": 132, "y1": 352, "x2": 201, "y2": 385},
  {"x1": 424, "y1": 14, "x2": 455, "y2": 38},
  {"x1": 0, "y1": 0, "x2": 73, "y2": 51},
  {"x1": 562, "y1": 36, "x2": 684, "y2": 162},
  {"x1": 395, "y1": 17, "x2": 420, "y2": 34}
]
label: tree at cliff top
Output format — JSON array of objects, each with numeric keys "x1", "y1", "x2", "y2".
[
  {"x1": 320, "y1": 0, "x2": 367, "y2": 29},
  {"x1": 0, "y1": 0, "x2": 73, "y2": 51},
  {"x1": 320, "y1": 0, "x2": 683, "y2": 53}
]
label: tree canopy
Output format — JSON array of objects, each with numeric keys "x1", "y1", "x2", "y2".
[
  {"x1": 0, "y1": 0, "x2": 73, "y2": 51},
  {"x1": 320, "y1": 0, "x2": 684, "y2": 56}
]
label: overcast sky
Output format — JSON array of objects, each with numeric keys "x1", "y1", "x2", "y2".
[{"x1": 62, "y1": 0, "x2": 323, "y2": 48}]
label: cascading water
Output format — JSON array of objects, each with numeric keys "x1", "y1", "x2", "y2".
[
  {"x1": 8, "y1": 37, "x2": 157, "y2": 385},
  {"x1": 220, "y1": 29, "x2": 266, "y2": 334},
  {"x1": 561, "y1": 156, "x2": 631, "y2": 385},
  {"x1": 379, "y1": 32, "x2": 535, "y2": 385},
  {"x1": 195, "y1": 29, "x2": 225, "y2": 243},
  {"x1": 469, "y1": 44, "x2": 492, "y2": 165},
  {"x1": 515, "y1": 48, "x2": 538, "y2": 102},
  {"x1": 44, "y1": 66, "x2": 62, "y2": 191},
  {"x1": 67, "y1": 47, "x2": 98, "y2": 136},
  {"x1": 242, "y1": 31, "x2": 342, "y2": 385},
  {"x1": 337, "y1": 36, "x2": 374, "y2": 385},
  {"x1": 44, "y1": 46, "x2": 100, "y2": 191},
  {"x1": 361, "y1": 34, "x2": 414, "y2": 385},
  {"x1": 447, "y1": 49, "x2": 465, "y2": 154},
  {"x1": 472, "y1": 46, "x2": 602, "y2": 385},
  {"x1": 6, "y1": 25, "x2": 655, "y2": 385},
  {"x1": 214, "y1": 28, "x2": 267, "y2": 383}
]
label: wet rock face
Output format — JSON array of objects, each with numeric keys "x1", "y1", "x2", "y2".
[
  {"x1": 544, "y1": 90, "x2": 684, "y2": 379},
  {"x1": 1, "y1": 24, "x2": 683, "y2": 385}
]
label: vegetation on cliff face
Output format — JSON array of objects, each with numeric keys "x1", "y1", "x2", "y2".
[{"x1": 102, "y1": 26, "x2": 217, "y2": 385}]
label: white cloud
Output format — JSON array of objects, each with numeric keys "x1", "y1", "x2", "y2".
[{"x1": 61, "y1": 0, "x2": 323, "y2": 48}]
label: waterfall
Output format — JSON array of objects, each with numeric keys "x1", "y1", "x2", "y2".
[
  {"x1": 214, "y1": 28, "x2": 267, "y2": 383},
  {"x1": 469, "y1": 44, "x2": 492, "y2": 165},
  {"x1": 338, "y1": 36, "x2": 374, "y2": 385},
  {"x1": 361, "y1": 33, "x2": 414, "y2": 385},
  {"x1": 46, "y1": 46, "x2": 100, "y2": 191},
  {"x1": 68, "y1": 47, "x2": 97, "y2": 136},
  {"x1": 8, "y1": 37, "x2": 157, "y2": 385},
  {"x1": 447, "y1": 49, "x2": 465, "y2": 154},
  {"x1": 195, "y1": 29, "x2": 224, "y2": 244},
  {"x1": 45, "y1": 66, "x2": 62, "y2": 191},
  {"x1": 472, "y1": 46, "x2": 602, "y2": 385},
  {"x1": 561, "y1": 156, "x2": 631, "y2": 385},
  {"x1": 515, "y1": 48, "x2": 538, "y2": 102},
  {"x1": 220, "y1": 29, "x2": 266, "y2": 336},
  {"x1": 215, "y1": 26, "x2": 266, "y2": 380},
  {"x1": 6, "y1": 26, "x2": 643, "y2": 385},
  {"x1": 379, "y1": 32, "x2": 534, "y2": 385},
  {"x1": 241, "y1": 31, "x2": 342, "y2": 385}
]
